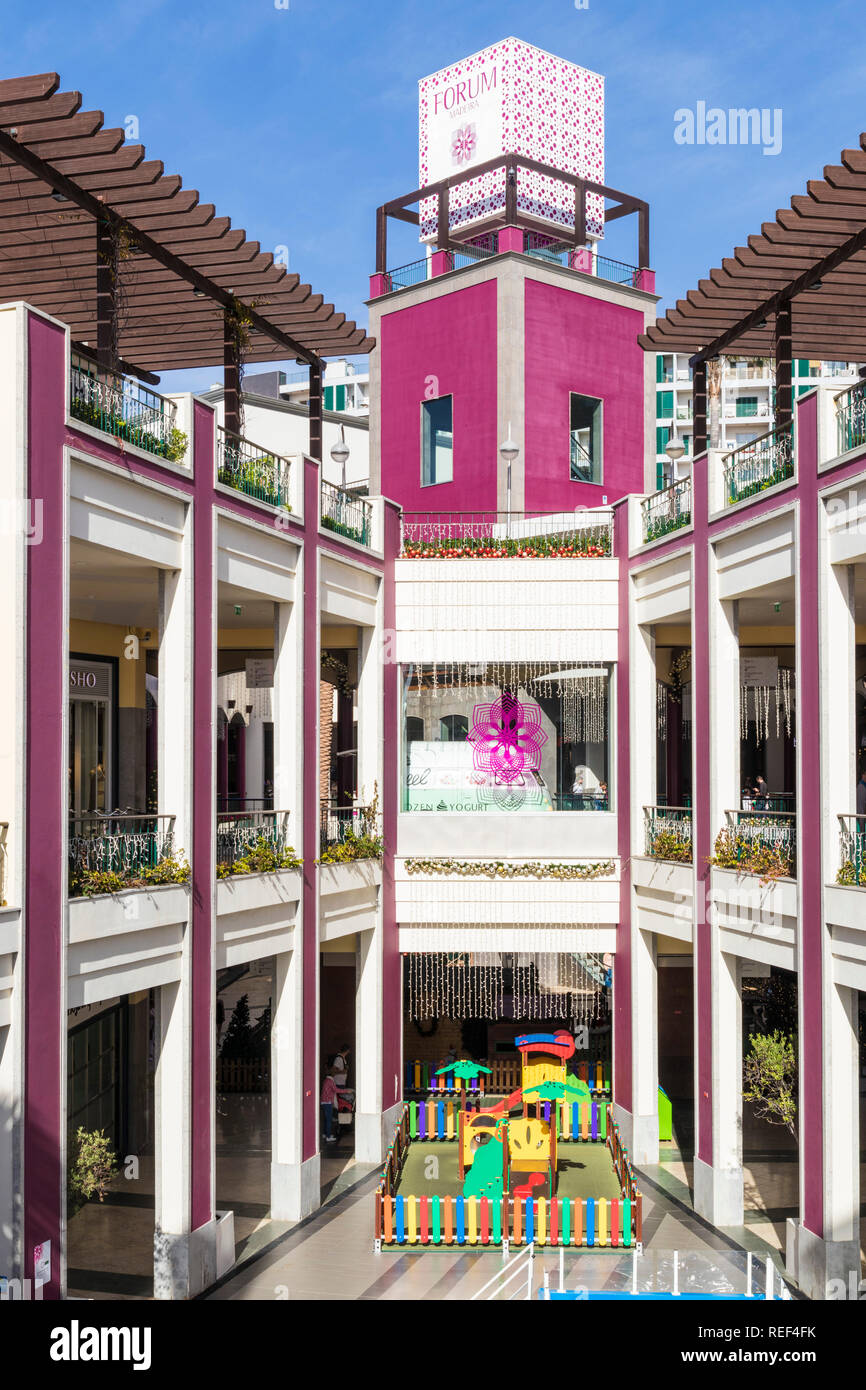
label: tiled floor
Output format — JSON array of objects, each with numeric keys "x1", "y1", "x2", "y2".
[
  {"x1": 203, "y1": 1159, "x2": 796, "y2": 1302},
  {"x1": 65, "y1": 1093, "x2": 866, "y2": 1300}
]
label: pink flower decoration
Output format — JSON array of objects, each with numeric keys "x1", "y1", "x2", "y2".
[
  {"x1": 467, "y1": 691, "x2": 548, "y2": 786},
  {"x1": 451, "y1": 124, "x2": 477, "y2": 166}
]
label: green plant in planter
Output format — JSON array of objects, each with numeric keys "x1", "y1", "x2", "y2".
[
  {"x1": 708, "y1": 826, "x2": 792, "y2": 882},
  {"x1": 319, "y1": 828, "x2": 384, "y2": 864},
  {"x1": 649, "y1": 829, "x2": 692, "y2": 862},
  {"x1": 163, "y1": 427, "x2": 189, "y2": 462},
  {"x1": 68, "y1": 851, "x2": 190, "y2": 898},
  {"x1": 67, "y1": 1126, "x2": 120, "y2": 1219},
  {"x1": 837, "y1": 857, "x2": 866, "y2": 886},
  {"x1": 217, "y1": 839, "x2": 302, "y2": 878}
]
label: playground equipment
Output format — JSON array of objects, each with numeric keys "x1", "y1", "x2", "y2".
[
  {"x1": 404, "y1": 1054, "x2": 610, "y2": 1098},
  {"x1": 375, "y1": 1031, "x2": 643, "y2": 1253}
]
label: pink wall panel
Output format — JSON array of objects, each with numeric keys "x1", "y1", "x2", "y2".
[
  {"x1": 379, "y1": 280, "x2": 498, "y2": 514},
  {"x1": 524, "y1": 278, "x2": 646, "y2": 512}
]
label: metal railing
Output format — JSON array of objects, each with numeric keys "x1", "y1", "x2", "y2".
[
  {"x1": 384, "y1": 239, "x2": 500, "y2": 289},
  {"x1": 838, "y1": 814, "x2": 866, "y2": 885},
  {"x1": 641, "y1": 478, "x2": 691, "y2": 543},
  {"x1": 216, "y1": 794, "x2": 274, "y2": 813},
  {"x1": 216, "y1": 809, "x2": 291, "y2": 866},
  {"x1": 321, "y1": 479, "x2": 373, "y2": 546},
  {"x1": 835, "y1": 381, "x2": 866, "y2": 455},
  {"x1": 69, "y1": 359, "x2": 181, "y2": 460},
  {"x1": 522, "y1": 237, "x2": 645, "y2": 288},
  {"x1": 386, "y1": 257, "x2": 429, "y2": 290},
  {"x1": 724, "y1": 809, "x2": 797, "y2": 877},
  {"x1": 722, "y1": 424, "x2": 794, "y2": 505},
  {"x1": 400, "y1": 508, "x2": 614, "y2": 558},
  {"x1": 644, "y1": 805, "x2": 693, "y2": 862},
  {"x1": 741, "y1": 792, "x2": 795, "y2": 814},
  {"x1": 320, "y1": 802, "x2": 381, "y2": 853},
  {"x1": 68, "y1": 812, "x2": 176, "y2": 887},
  {"x1": 217, "y1": 427, "x2": 292, "y2": 510},
  {"x1": 554, "y1": 791, "x2": 609, "y2": 811}
]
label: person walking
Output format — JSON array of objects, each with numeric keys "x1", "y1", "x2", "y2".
[
  {"x1": 332, "y1": 1044, "x2": 350, "y2": 1088},
  {"x1": 321, "y1": 1070, "x2": 339, "y2": 1144},
  {"x1": 857, "y1": 769, "x2": 866, "y2": 819}
]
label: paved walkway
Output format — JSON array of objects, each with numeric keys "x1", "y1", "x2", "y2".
[{"x1": 204, "y1": 1159, "x2": 791, "y2": 1302}]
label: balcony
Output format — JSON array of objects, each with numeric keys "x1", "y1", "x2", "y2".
[
  {"x1": 216, "y1": 808, "x2": 295, "y2": 877},
  {"x1": 217, "y1": 427, "x2": 292, "y2": 510},
  {"x1": 68, "y1": 813, "x2": 179, "y2": 897},
  {"x1": 835, "y1": 381, "x2": 866, "y2": 455},
  {"x1": 69, "y1": 358, "x2": 186, "y2": 462},
  {"x1": 722, "y1": 424, "x2": 794, "y2": 506},
  {"x1": 641, "y1": 478, "x2": 691, "y2": 544},
  {"x1": 644, "y1": 805, "x2": 692, "y2": 863},
  {"x1": 373, "y1": 236, "x2": 652, "y2": 296},
  {"x1": 837, "y1": 814, "x2": 866, "y2": 886},
  {"x1": 400, "y1": 508, "x2": 614, "y2": 559},
  {"x1": 713, "y1": 809, "x2": 797, "y2": 880},
  {"x1": 320, "y1": 480, "x2": 373, "y2": 546},
  {"x1": 320, "y1": 802, "x2": 383, "y2": 861}
]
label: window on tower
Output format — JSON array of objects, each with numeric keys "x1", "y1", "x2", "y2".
[
  {"x1": 569, "y1": 393, "x2": 603, "y2": 484},
  {"x1": 421, "y1": 395, "x2": 454, "y2": 485}
]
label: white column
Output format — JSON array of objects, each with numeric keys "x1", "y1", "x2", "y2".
[
  {"x1": 270, "y1": 594, "x2": 307, "y2": 1217},
  {"x1": 270, "y1": 948, "x2": 304, "y2": 1217},
  {"x1": 153, "y1": 538, "x2": 195, "y2": 1297},
  {"x1": 356, "y1": 612, "x2": 383, "y2": 810},
  {"x1": 354, "y1": 924, "x2": 385, "y2": 1163},
  {"x1": 789, "y1": 538, "x2": 861, "y2": 1295},
  {"x1": 629, "y1": 928, "x2": 659, "y2": 1164},
  {"x1": 613, "y1": 606, "x2": 659, "y2": 1162},
  {"x1": 153, "y1": 978, "x2": 191, "y2": 1298},
  {"x1": 820, "y1": 562, "x2": 859, "y2": 1256},
  {"x1": 823, "y1": 981, "x2": 859, "y2": 1254},
  {"x1": 698, "y1": 568, "x2": 744, "y2": 1226}
]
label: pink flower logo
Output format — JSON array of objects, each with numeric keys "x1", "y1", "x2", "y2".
[
  {"x1": 451, "y1": 124, "x2": 477, "y2": 166},
  {"x1": 467, "y1": 691, "x2": 548, "y2": 786}
]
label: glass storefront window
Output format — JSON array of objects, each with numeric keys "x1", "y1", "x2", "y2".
[{"x1": 402, "y1": 662, "x2": 611, "y2": 812}]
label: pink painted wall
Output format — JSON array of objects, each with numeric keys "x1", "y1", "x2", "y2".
[
  {"x1": 378, "y1": 280, "x2": 498, "y2": 514},
  {"x1": 523, "y1": 278, "x2": 646, "y2": 512},
  {"x1": 190, "y1": 398, "x2": 216, "y2": 1232},
  {"x1": 381, "y1": 501, "x2": 402, "y2": 1114},
  {"x1": 613, "y1": 502, "x2": 633, "y2": 1114}
]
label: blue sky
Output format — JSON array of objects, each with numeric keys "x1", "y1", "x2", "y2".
[{"x1": 3, "y1": 0, "x2": 866, "y2": 390}]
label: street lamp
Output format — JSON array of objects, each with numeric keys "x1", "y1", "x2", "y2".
[
  {"x1": 330, "y1": 427, "x2": 350, "y2": 491},
  {"x1": 499, "y1": 424, "x2": 519, "y2": 537},
  {"x1": 665, "y1": 430, "x2": 685, "y2": 486}
]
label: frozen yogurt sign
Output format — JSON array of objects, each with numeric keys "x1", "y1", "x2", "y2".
[{"x1": 419, "y1": 38, "x2": 605, "y2": 242}]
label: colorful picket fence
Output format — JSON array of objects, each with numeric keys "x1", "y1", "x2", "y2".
[
  {"x1": 404, "y1": 1097, "x2": 609, "y2": 1142},
  {"x1": 374, "y1": 1104, "x2": 642, "y2": 1253},
  {"x1": 404, "y1": 1057, "x2": 611, "y2": 1096},
  {"x1": 374, "y1": 1192, "x2": 642, "y2": 1250}
]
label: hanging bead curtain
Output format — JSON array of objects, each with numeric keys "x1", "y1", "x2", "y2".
[
  {"x1": 407, "y1": 950, "x2": 610, "y2": 1024},
  {"x1": 739, "y1": 668, "x2": 795, "y2": 745}
]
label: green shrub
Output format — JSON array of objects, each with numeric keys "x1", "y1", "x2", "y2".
[{"x1": 67, "y1": 1127, "x2": 120, "y2": 1219}]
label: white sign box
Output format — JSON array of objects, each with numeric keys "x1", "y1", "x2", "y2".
[{"x1": 418, "y1": 38, "x2": 605, "y2": 243}]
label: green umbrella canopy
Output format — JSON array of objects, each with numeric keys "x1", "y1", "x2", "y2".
[
  {"x1": 523, "y1": 1080, "x2": 587, "y2": 1101},
  {"x1": 435, "y1": 1059, "x2": 493, "y2": 1078}
]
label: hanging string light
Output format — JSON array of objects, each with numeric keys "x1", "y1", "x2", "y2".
[{"x1": 407, "y1": 947, "x2": 611, "y2": 1024}]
